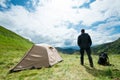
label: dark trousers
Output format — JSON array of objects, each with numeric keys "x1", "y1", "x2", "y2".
[{"x1": 80, "y1": 47, "x2": 93, "y2": 67}]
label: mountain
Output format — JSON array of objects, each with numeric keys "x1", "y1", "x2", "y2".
[
  {"x1": 92, "y1": 38, "x2": 120, "y2": 54},
  {"x1": 0, "y1": 26, "x2": 33, "y2": 52},
  {"x1": 1, "y1": 25, "x2": 119, "y2": 54},
  {"x1": 56, "y1": 47, "x2": 79, "y2": 54},
  {"x1": 56, "y1": 38, "x2": 120, "y2": 54}
]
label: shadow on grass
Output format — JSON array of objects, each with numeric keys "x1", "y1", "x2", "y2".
[{"x1": 84, "y1": 65, "x2": 120, "y2": 79}]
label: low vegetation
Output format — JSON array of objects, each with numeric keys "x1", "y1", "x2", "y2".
[
  {"x1": 92, "y1": 38, "x2": 120, "y2": 54},
  {"x1": 0, "y1": 26, "x2": 33, "y2": 52},
  {"x1": 0, "y1": 26, "x2": 120, "y2": 80},
  {"x1": 0, "y1": 52, "x2": 120, "y2": 80}
]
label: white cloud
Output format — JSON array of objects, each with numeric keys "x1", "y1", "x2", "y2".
[
  {"x1": 88, "y1": 20, "x2": 120, "y2": 45},
  {"x1": 0, "y1": 0, "x2": 120, "y2": 47},
  {"x1": 0, "y1": 0, "x2": 7, "y2": 8}
]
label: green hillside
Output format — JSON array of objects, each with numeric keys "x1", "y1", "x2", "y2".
[
  {"x1": 0, "y1": 26, "x2": 33, "y2": 52},
  {"x1": 92, "y1": 38, "x2": 120, "y2": 54},
  {"x1": 0, "y1": 26, "x2": 33, "y2": 80},
  {"x1": 0, "y1": 26, "x2": 120, "y2": 80}
]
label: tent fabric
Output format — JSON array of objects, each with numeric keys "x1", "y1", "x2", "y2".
[{"x1": 10, "y1": 44, "x2": 62, "y2": 72}]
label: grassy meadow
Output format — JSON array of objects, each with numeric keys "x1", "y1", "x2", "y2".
[
  {"x1": 0, "y1": 26, "x2": 120, "y2": 80},
  {"x1": 0, "y1": 26, "x2": 33, "y2": 52},
  {"x1": 0, "y1": 50, "x2": 120, "y2": 80}
]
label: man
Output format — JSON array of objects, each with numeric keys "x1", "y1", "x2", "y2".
[{"x1": 77, "y1": 29, "x2": 93, "y2": 67}]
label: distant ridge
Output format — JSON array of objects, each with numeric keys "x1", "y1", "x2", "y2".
[
  {"x1": 56, "y1": 38, "x2": 120, "y2": 54},
  {"x1": 0, "y1": 26, "x2": 33, "y2": 52},
  {"x1": 1, "y1": 25, "x2": 119, "y2": 54},
  {"x1": 92, "y1": 38, "x2": 120, "y2": 54},
  {"x1": 56, "y1": 47, "x2": 79, "y2": 54}
]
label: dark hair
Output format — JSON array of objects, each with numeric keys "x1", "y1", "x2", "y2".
[{"x1": 81, "y1": 29, "x2": 85, "y2": 33}]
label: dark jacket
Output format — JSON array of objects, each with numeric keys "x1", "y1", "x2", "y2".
[{"x1": 77, "y1": 33, "x2": 92, "y2": 48}]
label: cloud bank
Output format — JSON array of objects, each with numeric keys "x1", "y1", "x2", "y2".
[{"x1": 0, "y1": 0, "x2": 120, "y2": 47}]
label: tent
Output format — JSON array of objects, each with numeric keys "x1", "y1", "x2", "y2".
[{"x1": 10, "y1": 44, "x2": 62, "y2": 72}]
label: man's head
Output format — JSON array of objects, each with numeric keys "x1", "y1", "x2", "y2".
[{"x1": 81, "y1": 29, "x2": 85, "y2": 33}]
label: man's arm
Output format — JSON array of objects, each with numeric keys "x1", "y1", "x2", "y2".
[
  {"x1": 77, "y1": 36, "x2": 81, "y2": 47},
  {"x1": 88, "y1": 34, "x2": 92, "y2": 46}
]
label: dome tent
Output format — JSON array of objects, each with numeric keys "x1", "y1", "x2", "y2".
[{"x1": 10, "y1": 44, "x2": 62, "y2": 72}]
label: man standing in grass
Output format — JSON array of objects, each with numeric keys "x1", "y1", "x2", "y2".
[{"x1": 77, "y1": 29, "x2": 93, "y2": 67}]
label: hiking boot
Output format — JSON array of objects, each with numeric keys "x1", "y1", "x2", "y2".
[
  {"x1": 81, "y1": 63, "x2": 84, "y2": 66},
  {"x1": 90, "y1": 64, "x2": 94, "y2": 67}
]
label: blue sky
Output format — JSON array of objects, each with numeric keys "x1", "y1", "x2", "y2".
[{"x1": 0, "y1": 0, "x2": 120, "y2": 47}]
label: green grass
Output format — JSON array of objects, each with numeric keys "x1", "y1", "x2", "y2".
[
  {"x1": 0, "y1": 26, "x2": 120, "y2": 80},
  {"x1": 0, "y1": 26, "x2": 33, "y2": 52},
  {"x1": 0, "y1": 51, "x2": 120, "y2": 80}
]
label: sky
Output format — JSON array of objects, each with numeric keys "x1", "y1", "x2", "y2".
[{"x1": 0, "y1": 0, "x2": 120, "y2": 47}]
